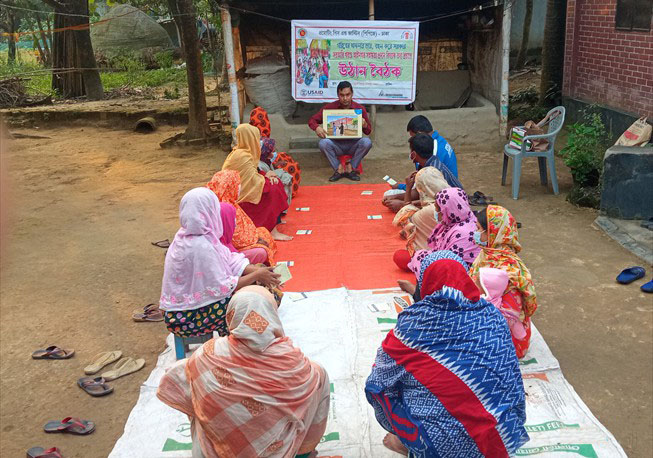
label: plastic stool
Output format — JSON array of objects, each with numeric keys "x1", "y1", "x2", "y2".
[{"x1": 173, "y1": 333, "x2": 213, "y2": 360}]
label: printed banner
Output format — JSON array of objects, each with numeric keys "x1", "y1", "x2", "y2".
[{"x1": 291, "y1": 20, "x2": 419, "y2": 104}]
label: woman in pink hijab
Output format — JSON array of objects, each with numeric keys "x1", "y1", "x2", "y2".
[
  {"x1": 159, "y1": 188, "x2": 280, "y2": 338},
  {"x1": 408, "y1": 187, "x2": 480, "y2": 276}
]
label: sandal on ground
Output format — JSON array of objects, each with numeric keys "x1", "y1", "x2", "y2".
[
  {"x1": 43, "y1": 417, "x2": 95, "y2": 435},
  {"x1": 616, "y1": 266, "x2": 646, "y2": 284},
  {"x1": 101, "y1": 357, "x2": 145, "y2": 381},
  {"x1": 84, "y1": 351, "x2": 122, "y2": 375},
  {"x1": 31, "y1": 346, "x2": 75, "y2": 360},
  {"x1": 151, "y1": 239, "x2": 170, "y2": 248},
  {"x1": 77, "y1": 376, "x2": 113, "y2": 397},
  {"x1": 132, "y1": 305, "x2": 163, "y2": 322},
  {"x1": 27, "y1": 446, "x2": 64, "y2": 458},
  {"x1": 641, "y1": 279, "x2": 653, "y2": 293},
  {"x1": 469, "y1": 191, "x2": 497, "y2": 206}
]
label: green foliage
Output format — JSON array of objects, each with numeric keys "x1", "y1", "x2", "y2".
[
  {"x1": 201, "y1": 51, "x2": 214, "y2": 73},
  {"x1": 510, "y1": 86, "x2": 539, "y2": 104},
  {"x1": 560, "y1": 108, "x2": 610, "y2": 187},
  {"x1": 509, "y1": 85, "x2": 550, "y2": 123},
  {"x1": 101, "y1": 67, "x2": 186, "y2": 89},
  {"x1": 163, "y1": 85, "x2": 180, "y2": 99},
  {"x1": 0, "y1": 58, "x2": 54, "y2": 96},
  {"x1": 154, "y1": 50, "x2": 175, "y2": 69}
]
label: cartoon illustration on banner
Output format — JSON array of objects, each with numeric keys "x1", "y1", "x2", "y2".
[{"x1": 291, "y1": 20, "x2": 420, "y2": 104}]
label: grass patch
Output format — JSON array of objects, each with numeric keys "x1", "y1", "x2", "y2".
[{"x1": 1, "y1": 58, "x2": 187, "y2": 97}]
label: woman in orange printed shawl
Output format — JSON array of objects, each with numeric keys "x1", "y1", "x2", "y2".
[
  {"x1": 469, "y1": 205, "x2": 537, "y2": 358},
  {"x1": 250, "y1": 106, "x2": 302, "y2": 198},
  {"x1": 207, "y1": 170, "x2": 277, "y2": 266},
  {"x1": 157, "y1": 286, "x2": 330, "y2": 458}
]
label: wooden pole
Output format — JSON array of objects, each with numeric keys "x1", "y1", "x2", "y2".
[
  {"x1": 368, "y1": 0, "x2": 376, "y2": 136},
  {"x1": 500, "y1": 1, "x2": 512, "y2": 137},
  {"x1": 220, "y1": 4, "x2": 240, "y2": 143}
]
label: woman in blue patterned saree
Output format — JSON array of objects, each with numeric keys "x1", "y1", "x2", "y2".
[{"x1": 366, "y1": 251, "x2": 529, "y2": 457}]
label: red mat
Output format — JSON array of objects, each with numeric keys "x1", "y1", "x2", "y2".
[{"x1": 275, "y1": 183, "x2": 414, "y2": 291}]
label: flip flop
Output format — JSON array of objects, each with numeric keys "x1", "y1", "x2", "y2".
[
  {"x1": 469, "y1": 191, "x2": 497, "y2": 206},
  {"x1": 132, "y1": 306, "x2": 164, "y2": 322},
  {"x1": 616, "y1": 266, "x2": 646, "y2": 284},
  {"x1": 77, "y1": 376, "x2": 114, "y2": 397},
  {"x1": 84, "y1": 351, "x2": 122, "y2": 375},
  {"x1": 27, "y1": 447, "x2": 64, "y2": 458},
  {"x1": 641, "y1": 279, "x2": 653, "y2": 293},
  {"x1": 151, "y1": 239, "x2": 170, "y2": 248},
  {"x1": 101, "y1": 357, "x2": 145, "y2": 381},
  {"x1": 44, "y1": 417, "x2": 95, "y2": 435},
  {"x1": 31, "y1": 346, "x2": 75, "y2": 360}
]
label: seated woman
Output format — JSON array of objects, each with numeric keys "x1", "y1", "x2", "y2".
[
  {"x1": 398, "y1": 187, "x2": 480, "y2": 275},
  {"x1": 159, "y1": 188, "x2": 280, "y2": 338},
  {"x1": 158, "y1": 286, "x2": 330, "y2": 458},
  {"x1": 250, "y1": 106, "x2": 302, "y2": 198},
  {"x1": 393, "y1": 167, "x2": 450, "y2": 271},
  {"x1": 469, "y1": 205, "x2": 537, "y2": 359},
  {"x1": 208, "y1": 170, "x2": 277, "y2": 266},
  {"x1": 259, "y1": 138, "x2": 293, "y2": 207},
  {"x1": 366, "y1": 253, "x2": 529, "y2": 457},
  {"x1": 399, "y1": 250, "x2": 468, "y2": 303},
  {"x1": 222, "y1": 124, "x2": 291, "y2": 241}
]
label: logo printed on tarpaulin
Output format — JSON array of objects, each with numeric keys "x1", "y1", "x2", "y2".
[{"x1": 298, "y1": 28, "x2": 306, "y2": 37}]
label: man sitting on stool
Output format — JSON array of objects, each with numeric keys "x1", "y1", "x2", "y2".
[{"x1": 308, "y1": 81, "x2": 373, "y2": 182}]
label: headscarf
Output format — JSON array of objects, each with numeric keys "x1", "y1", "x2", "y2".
[
  {"x1": 421, "y1": 259, "x2": 480, "y2": 301},
  {"x1": 415, "y1": 250, "x2": 469, "y2": 295},
  {"x1": 427, "y1": 187, "x2": 480, "y2": 264},
  {"x1": 414, "y1": 166, "x2": 449, "y2": 205},
  {"x1": 249, "y1": 106, "x2": 271, "y2": 138},
  {"x1": 470, "y1": 205, "x2": 537, "y2": 317},
  {"x1": 207, "y1": 170, "x2": 277, "y2": 265},
  {"x1": 157, "y1": 286, "x2": 330, "y2": 458},
  {"x1": 365, "y1": 257, "x2": 529, "y2": 456},
  {"x1": 159, "y1": 188, "x2": 249, "y2": 311},
  {"x1": 393, "y1": 167, "x2": 451, "y2": 254},
  {"x1": 219, "y1": 203, "x2": 237, "y2": 252},
  {"x1": 222, "y1": 124, "x2": 265, "y2": 204},
  {"x1": 260, "y1": 138, "x2": 276, "y2": 164}
]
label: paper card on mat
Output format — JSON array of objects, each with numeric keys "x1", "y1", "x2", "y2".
[
  {"x1": 361, "y1": 190, "x2": 373, "y2": 195},
  {"x1": 273, "y1": 263, "x2": 292, "y2": 285},
  {"x1": 295, "y1": 207, "x2": 310, "y2": 212},
  {"x1": 367, "y1": 215, "x2": 382, "y2": 220},
  {"x1": 296, "y1": 230, "x2": 313, "y2": 235}
]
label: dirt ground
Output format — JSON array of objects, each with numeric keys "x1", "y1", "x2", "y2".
[{"x1": 0, "y1": 122, "x2": 651, "y2": 458}]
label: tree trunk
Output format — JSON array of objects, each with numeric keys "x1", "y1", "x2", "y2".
[
  {"x1": 7, "y1": 13, "x2": 18, "y2": 64},
  {"x1": 37, "y1": 15, "x2": 52, "y2": 67},
  {"x1": 540, "y1": 0, "x2": 567, "y2": 104},
  {"x1": 169, "y1": 0, "x2": 210, "y2": 139},
  {"x1": 49, "y1": 0, "x2": 103, "y2": 99},
  {"x1": 516, "y1": 0, "x2": 533, "y2": 68}
]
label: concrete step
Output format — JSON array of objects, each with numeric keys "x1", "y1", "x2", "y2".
[{"x1": 289, "y1": 136, "x2": 320, "y2": 151}]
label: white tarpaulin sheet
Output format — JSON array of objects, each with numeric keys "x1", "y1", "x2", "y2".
[{"x1": 110, "y1": 288, "x2": 626, "y2": 458}]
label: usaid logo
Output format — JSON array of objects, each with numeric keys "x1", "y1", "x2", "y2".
[{"x1": 301, "y1": 89, "x2": 324, "y2": 96}]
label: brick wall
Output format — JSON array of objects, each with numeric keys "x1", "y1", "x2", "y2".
[{"x1": 563, "y1": 0, "x2": 653, "y2": 118}]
